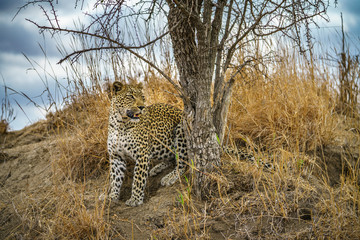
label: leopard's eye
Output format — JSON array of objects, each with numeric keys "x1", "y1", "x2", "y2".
[{"x1": 127, "y1": 94, "x2": 135, "y2": 100}]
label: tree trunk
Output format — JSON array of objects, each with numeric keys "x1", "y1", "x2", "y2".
[
  {"x1": 167, "y1": 1, "x2": 221, "y2": 198},
  {"x1": 213, "y1": 78, "x2": 235, "y2": 145},
  {"x1": 184, "y1": 90, "x2": 221, "y2": 198}
]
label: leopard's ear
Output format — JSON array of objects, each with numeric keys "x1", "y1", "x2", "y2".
[
  {"x1": 136, "y1": 82, "x2": 143, "y2": 89},
  {"x1": 113, "y1": 81, "x2": 125, "y2": 93}
]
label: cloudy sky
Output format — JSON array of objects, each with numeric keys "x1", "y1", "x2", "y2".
[
  {"x1": 0, "y1": 0, "x2": 359, "y2": 131},
  {"x1": 0, "y1": 0, "x2": 96, "y2": 130}
]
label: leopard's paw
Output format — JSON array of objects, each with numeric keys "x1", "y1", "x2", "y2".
[
  {"x1": 125, "y1": 196, "x2": 143, "y2": 207},
  {"x1": 161, "y1": 172, "x2": 178, "y2": 186}
]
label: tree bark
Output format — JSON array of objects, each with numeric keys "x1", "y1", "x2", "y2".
[
  {"x1": 167, "y1": 0, "x2": 221, "y2": 198},
  {"x1": 213, "y1": 78, "x2": 235, "y2": 145}
]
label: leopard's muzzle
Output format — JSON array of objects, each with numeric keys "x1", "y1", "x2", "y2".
[{"x1": 126, "y1": 106, "x2": 145, "y2": 120}]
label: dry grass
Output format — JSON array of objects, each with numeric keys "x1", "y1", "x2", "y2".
[
  {"x1": 13, "y1": 180, "x2": 111, "y2": 239},
  {"x1": 151, "y1": 51, "x2": 360, "y2": 239},
  {"x1": 47, "y1": 92, "x2": 110, "y2": 180},
  {"x1": 0, "y1": 119, "x2": 9, "y2": 134},
  {"x1": 155, "y1": 151, "x2": 359, "y2": 239},
  {"x1": 228, "y1": 51, "x2": 338, "y2": 151},
  {"x1": 6, "y1": 46, "x2": 360, "y2": 239},
  {"x1": 143, "y1": 71, "x2": 183, "y2": 108}
]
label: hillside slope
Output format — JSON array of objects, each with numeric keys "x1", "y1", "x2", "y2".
[
  {"x1": 1, "y1": 116, "x2": 359, "y2": 239},
  {"x1": 0, "y1": 121, "x2": 191, "y2": 239}
]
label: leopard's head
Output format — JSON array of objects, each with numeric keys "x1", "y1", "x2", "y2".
[{"x1": 110, "y1": 81, "x2": 145, "y2": 122}]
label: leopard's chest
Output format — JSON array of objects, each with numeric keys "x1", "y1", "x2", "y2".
[
  {"x1": 112, "y1": 127, "x2": 149, "y2": 160},
  {"x1": 108, "y1": 120, "x2": 175, "y2": 162}
]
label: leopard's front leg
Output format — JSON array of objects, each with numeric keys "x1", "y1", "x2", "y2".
[
  {"x1": 109, "y1": 152, "x2": 127, "y2": 201},
  {"x1": 125, "y1": 152, "x2": 150, "y2": 207}
]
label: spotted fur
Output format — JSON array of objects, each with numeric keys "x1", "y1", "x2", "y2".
[
  {"x1": 107, "y1": 82, "x2": 187, "y2": 206},
  {"x1": 224, "y1": 148, "x2": 273, "y2": 169}
]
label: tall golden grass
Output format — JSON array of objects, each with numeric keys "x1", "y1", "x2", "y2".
[
  {"x1": 228, "y1": 50, "x2": 338, "y2": 151},
  {"x1": 48, "y1": 92, "x2": 109, "y2": 180},
  {"x1": 10, "y1": 45, "x2": 360, "y2": 239}
]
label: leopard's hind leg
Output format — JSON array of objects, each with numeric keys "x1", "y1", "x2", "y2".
[
  {"x1": 160, "y1": 124, "x2": 188, "y2": 186},
  {"x1": 149, "y1": 162, "x2": 170, "y2": 176}
]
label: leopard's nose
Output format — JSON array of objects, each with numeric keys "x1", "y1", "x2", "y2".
[{"x1": 138, "y1": 106, "x2": 145, "y2": 111}]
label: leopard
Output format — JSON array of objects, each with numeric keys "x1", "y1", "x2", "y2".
[
  {"x1": 106, "y1": 81, "x2": 273, "y2": 206},
  {"x1": 107, "y1": 81, "x2": 188, "y2": 206}
]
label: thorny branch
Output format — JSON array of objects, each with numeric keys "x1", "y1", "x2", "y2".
[
  {"x1": 22, "y1": 0, "x2": 330, "y2": 89},
  {"x1": 26, "y1": 18, "x2": 186, "y2": 98}
]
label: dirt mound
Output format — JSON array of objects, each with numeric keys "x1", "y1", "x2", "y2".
[
  {"x1": 0, "y1": 122, "x2": 227, "y2": 239},
  {"x1": 1, "y1": 120, "x2": 359, "y2": 239},
  {"x1": 0, "y1": 122, "x2": 180, "y2": 239},
  {"x1": 0, "y1": 122, "x2": 53, "y2": 238}
]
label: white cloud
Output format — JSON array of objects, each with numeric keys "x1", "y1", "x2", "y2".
[
  {"x1": 0, "y1": 53, "x2": 72, "y2": 131},
  {"x1": 1, "y1": 1, "x2": 104, "y2": 131},
  {"x1": 8, "y1": 103, "x2": 47, "y2": 131},
  {"x1": 0, "y1": 52, "x2": 67, "y2": 90}
]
